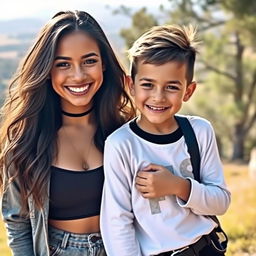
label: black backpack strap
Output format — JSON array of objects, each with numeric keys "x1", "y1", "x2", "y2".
[
  {"x1": 175, "y1": 116, "x2": 228, "y2": 250},
  {"x1": 175, "y1": 115, "x2": 223, "y2": 226},
  {"x1": 175, "y1": 115, "x2": 201, "y2": 182}
]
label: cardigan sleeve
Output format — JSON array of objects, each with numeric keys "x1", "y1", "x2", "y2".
[{"x1": 1, "y1": 174, "x2": 34, "y2": 256}]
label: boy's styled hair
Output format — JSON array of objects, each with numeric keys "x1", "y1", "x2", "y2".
[{"x1": 128, "y1": 24, "x2": 198, "y2": 84}]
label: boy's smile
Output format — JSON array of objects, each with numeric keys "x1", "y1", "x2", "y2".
[{"x1": 129, "y1": 60, "x2": 196, "y2": 134}]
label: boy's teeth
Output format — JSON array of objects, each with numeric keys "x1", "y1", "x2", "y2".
[{"x1": 148, "y1": 105, "x2": 166, "y2": 110}]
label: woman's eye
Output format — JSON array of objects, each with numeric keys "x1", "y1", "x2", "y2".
[
  {"x1": 55, "y1": 62, "x2": 69, "y2": 68},
  {"x1": 84, "y1": 58, "x2": 97, "y2": 65}
]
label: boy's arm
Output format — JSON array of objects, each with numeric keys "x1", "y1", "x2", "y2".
[
  {"x1": 100, "y1": 138, "x2": 142, "y2": 256},
  {"x1": 179, "y1": 120, "x2": 231, "y2": 216}
]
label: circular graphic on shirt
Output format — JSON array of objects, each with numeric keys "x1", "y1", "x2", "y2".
[{"x1": 180, "y1": 158, "x2": 194, "y2": 179}]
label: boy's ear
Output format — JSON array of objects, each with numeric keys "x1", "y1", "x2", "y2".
[
  {"x1": 126, "y1": 75, "x2": 135, "y2": 96},
  {"x1": 183, "y1": 81, "x2": 197, "y2": 102}
]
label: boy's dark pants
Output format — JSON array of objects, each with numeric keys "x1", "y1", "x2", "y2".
[
  {"x1": 199, "y1": 244, "x2": 225, "y2": 256},
  {"x1": 156, "y1": 230, "x2": 225, "y2": 256}
]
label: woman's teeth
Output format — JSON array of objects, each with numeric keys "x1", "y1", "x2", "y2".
[{"x1": 67, "y1": 85, "x2": 89, "y2": 93}]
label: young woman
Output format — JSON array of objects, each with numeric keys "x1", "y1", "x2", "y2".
[{"x1": 0, "y1": 10, "x2": 135, "y2": 256}]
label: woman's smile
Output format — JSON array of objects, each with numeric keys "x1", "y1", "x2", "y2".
[
  {"x1": 50, "y1": 31, "x2": 104, "y2": 112},
  {"x1": 65, "y1": 83, "x2": 92, "y2": 96}
]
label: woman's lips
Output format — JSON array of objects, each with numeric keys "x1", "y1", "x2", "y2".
[{"x1": 65, "y1": 83, "x2": 91, "y2": 95}]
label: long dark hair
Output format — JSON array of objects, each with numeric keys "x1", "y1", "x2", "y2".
[{"x1": 0, "y1": 10, "x2": 135, "y2": 211}]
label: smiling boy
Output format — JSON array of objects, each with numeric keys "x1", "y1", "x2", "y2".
[{"x1": 101, "y1": 25, "x2": 230, "y2": 256}]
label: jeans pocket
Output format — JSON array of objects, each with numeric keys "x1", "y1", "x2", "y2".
[{"x1": 49, "y1": 244, "x2": 63, "y2": 256}]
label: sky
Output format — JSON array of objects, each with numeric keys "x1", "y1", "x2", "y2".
[{"x1": 0, "y1": 0, "x2": 169, "y2": 21}]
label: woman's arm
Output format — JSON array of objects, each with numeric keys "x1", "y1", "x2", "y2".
[{"x1": 1, "y1": 177, "x2": 34, "y2": 256}]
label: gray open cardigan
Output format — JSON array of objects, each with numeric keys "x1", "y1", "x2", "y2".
[{"x1": 1, "y1": 170, "x2": 50, "y2": 256}]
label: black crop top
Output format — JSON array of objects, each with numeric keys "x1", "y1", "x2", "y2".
[{"x1": 49, "y1": 166, "x2": 104, "y2": 220}]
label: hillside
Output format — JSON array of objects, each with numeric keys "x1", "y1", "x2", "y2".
[{"x1": 0, "y1": 13, "x2": 128, "y2": 98}]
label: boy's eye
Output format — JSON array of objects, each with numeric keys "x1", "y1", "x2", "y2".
[
  {"x1": 141, "y1": 83, "x2": 153, "y2": 88},
  {"x1": 166, "y1": 85, "x2": 179, "y2": 90}
]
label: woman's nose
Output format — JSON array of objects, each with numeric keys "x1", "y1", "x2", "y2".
[{"x1": 72, "y1": 66, "x2": 86, "y2": 82}]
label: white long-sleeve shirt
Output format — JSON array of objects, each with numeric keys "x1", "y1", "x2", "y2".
[{"x1": 101, "y1": 115, "x2": 231, "y2": 256}]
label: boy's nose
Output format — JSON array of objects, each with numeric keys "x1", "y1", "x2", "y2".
[{"x1": 152, "y1": 90, "x2": 166, "y2": 102}]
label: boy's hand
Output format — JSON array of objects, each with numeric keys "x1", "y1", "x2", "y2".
[{"x1": 135, "y1": 163, "x2": 191, "y2": 201}]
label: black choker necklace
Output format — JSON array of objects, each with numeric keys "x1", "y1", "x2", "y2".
[{"x1": 62, "y1": 107, "x2": 93, "y2": 117}]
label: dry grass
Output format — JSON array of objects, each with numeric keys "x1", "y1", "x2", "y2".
[
  {"x1": 0, "y1": 163, "x2": 256, "y2": 255},
  {"x1": 221, "y1": 163, "x2": 256, "y2": 256},
  {"x1": 0, "y1": 218, "x2": 11, "y2": 256}
]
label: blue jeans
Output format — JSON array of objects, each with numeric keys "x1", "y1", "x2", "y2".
[{"x1": 48, "y1": 226, "x2": 106, "y2": 256}]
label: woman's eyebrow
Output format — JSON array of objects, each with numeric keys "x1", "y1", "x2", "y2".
[{"x1": 54, "y1": 52, "x2": 99, "y2": 61}]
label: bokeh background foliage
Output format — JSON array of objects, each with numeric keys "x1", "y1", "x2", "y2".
[{"x1": 1, "y1": 0, "x2": 256, "y2": 255}]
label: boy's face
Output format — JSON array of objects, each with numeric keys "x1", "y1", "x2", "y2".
[{"x1": 129, "y1": 60, "x2": 196, "y2": 134}]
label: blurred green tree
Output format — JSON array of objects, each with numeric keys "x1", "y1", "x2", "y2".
[{"x1": 113, "y1": 6, "x2": 158, "y2": 49}]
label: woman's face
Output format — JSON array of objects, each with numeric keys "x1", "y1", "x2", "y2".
[{"x1": 50, "y1": 31, "x2": 104, "y2": 113}]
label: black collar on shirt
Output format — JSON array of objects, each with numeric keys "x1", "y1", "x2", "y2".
[{"x1": 129, "y1": 119, "x2": 183, "y2": 144}]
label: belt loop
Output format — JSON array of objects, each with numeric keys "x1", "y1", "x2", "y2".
[
  {"x1": 88, "y1": 234, "x2": 101, "y2": 256},
  {"x1": 60, "y1": 232, "x2": 70, "y2": 249}
]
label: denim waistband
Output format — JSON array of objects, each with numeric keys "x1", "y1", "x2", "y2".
[{"x1": 48, "y1": 225, "x2": 103, "y2": 249}]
